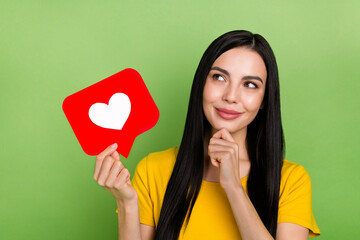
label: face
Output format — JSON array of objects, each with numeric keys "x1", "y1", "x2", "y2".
[{"x1": 202, "y1": 47, "x2": 267, "y2": 135}]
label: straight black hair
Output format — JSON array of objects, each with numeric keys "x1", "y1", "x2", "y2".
[{"x1": 155, "y1": 30, "x2": 284, "y2": 239}]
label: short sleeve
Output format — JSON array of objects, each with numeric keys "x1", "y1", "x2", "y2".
[
  {"x1": 115, "y1": 156, "x2": 155, "y2": 227},
  {"x1": 278, "y1": 165, "x2": 321, "y2": 237}
]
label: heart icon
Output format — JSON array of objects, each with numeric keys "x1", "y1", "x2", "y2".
[{"x1": 88, "y1": 93, "x2": 131, "y2": 130}]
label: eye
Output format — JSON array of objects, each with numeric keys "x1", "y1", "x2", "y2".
[
  {"x1": 245, "y1": 81, "x2": 258, "y2": 89},
  {"x1": 213, "y1": 74, "x2": 225, "y2": 81}
]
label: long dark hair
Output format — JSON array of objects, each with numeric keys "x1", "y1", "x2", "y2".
[{"x1": 155, "y1": 30, "x2": 284, "y2": 239}]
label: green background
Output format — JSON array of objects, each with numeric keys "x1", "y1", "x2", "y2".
[{"x1": 1, "y1": 0, "x2": 359, "y2": 239}]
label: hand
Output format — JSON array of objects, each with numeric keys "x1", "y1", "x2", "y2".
[
  {"x1": 93, "y1": 143, "x2": 138, "y2": 203},
  {"x1": 208, "y1": 128, "x2": 242, "y2": 191}
]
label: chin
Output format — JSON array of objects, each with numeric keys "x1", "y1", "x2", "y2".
[{"x1": 210, "y1": 122, "x2": 244, "y2": 134}]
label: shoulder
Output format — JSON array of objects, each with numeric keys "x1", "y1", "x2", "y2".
[
  {"x1": 281, "y1": 159, "x2": 311, "y2": 182},
  {"x1": 136, "y1": 146, "x2": 178, "y2": 168},
  {"x1": 134, "y1": 146, "x2": 179, "y2": 188},
  {"x1": 280, "y1": 159, "x2": 312, "y2": 198},
  {"x1": 278, "y1": 160, "x2": 321, "y2": 236},
  {"x1": 138, "y1": 146, "x2": 179, "y2": 170},
  {"x1": 147, "y1": 146, "x2": 179, "y2": 164}
]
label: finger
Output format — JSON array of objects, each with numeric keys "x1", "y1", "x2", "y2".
[
  {"x1": 209, "y1": 137, "x2": 237, "y2": 148},
  {"x1": 104, "y1": 160, "x2": 123, "y2": 187},
  {"x1": 209, "y1": 140, "x2": 238, "y2": 158},
  {"x1": 111, "y1": 150, "x2": 120, "y2": 162},
  {"x1": 94, "y1": 143, "x2": 118, "y2": 180},
  {"x1": 114, "y1": 168, "x2": 130, "y2": 188},
  {"x1": 212, "y1": 128, "x2": 235, "y2": 142},
  {"x1": 97, "y1": 143, "x2": 118, "y2": 161},
  {"x1": 208, "y1": 152, "x2": 221, "y2": 168},
  {"x1": 209, "y1": 151, "x2": 228, "y2": 163},
  {"x1": 97, "y1": 155, "x2": 116, "y2": 185},
  {"x1": 210, "y1": 157, "x2": 220, "y2": 168},
  {"x1": 208, "y1": 144, "x2": 234, "y2": 155},
  {"x1": 209, "y1": 151, "x2": 231, "y2": 167}
]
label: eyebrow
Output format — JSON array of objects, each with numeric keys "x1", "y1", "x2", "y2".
[{"x1": 210, "y1": 66, "x2": 264, "y2": 84}]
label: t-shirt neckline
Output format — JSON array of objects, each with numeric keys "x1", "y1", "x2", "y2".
[{"x1": 202, "y1": 175, "x2": 248, "y2": 185}]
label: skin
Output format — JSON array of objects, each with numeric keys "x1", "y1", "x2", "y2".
[
  {"x1": 202, "y1": 46, "x2": 267, "y2": 185},
  {"x1": 93, "y1": 46, "x2": 309, "y2": 239},
  {"x1": 202, "y1": 47, "x2": 309, "y2": 239}
]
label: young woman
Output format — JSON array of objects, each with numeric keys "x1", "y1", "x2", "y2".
[{"x1": 93, "y1": 30, "x2": 321, "y2": 240}]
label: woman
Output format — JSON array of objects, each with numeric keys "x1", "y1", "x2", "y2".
[{"x1": 93, "y1": 30, "x2": 321, "y2": 240}]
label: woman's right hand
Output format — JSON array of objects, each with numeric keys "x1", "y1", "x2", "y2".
[{"x1": 94, "y1": 143, "x2": 138, "y2": 203}]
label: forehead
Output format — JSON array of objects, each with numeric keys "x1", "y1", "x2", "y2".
[{"x1": 212, "y1": 47, "x2": 267, "y2": 81}]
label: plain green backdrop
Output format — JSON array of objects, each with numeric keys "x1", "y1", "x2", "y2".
[{"x1": 1, "y1": 0, "x2": 359, "y2": 239}]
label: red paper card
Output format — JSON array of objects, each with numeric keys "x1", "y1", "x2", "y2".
[{"x1": 62, "y1": 68, "x2": 159, "y2": 158}]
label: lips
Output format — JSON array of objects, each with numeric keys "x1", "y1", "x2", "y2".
[
  {"x1": 216, "y1": 108, "x2": 241, "y2": 114},
  {"x1": 215, "y1": 107, "x2": 242, "y2": 120}
]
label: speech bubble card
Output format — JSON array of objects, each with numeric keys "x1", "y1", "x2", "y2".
[{"x1": 62, "y1": 68, "x2": 159, "y2": 158}]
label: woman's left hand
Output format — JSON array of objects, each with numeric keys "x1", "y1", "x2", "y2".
[{"x1": 208, "y1": 128, "x2": 243, "y2": 191}]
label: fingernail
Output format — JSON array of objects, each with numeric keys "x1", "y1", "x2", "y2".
[{"x1": 110, "y1": 143, "x2": 117, "y2": 148}]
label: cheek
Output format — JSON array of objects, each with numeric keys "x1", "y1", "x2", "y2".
[
  {"x1": 202, "y1": 83, "x2": 211, "y2": 113},
  {"x1": 203, "y1": 82, "x2": 221, "y2": 104},
  {"x1": 241, "y1": 93, "x2": 264, "y2": 111}
]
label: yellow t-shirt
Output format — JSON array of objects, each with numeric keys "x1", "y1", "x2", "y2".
[{"x1": 116, "y1": 146, "x2": 321, "y2": 239}]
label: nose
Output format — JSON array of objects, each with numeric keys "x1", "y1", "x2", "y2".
[{"x1": 223, "y1": 84, "x2": 239, "y2": 103}]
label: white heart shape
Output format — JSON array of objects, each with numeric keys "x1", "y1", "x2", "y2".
[{"x1": 88, "y1": 93, "x2": 131, "y2": 130}]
